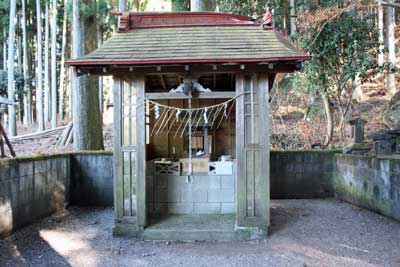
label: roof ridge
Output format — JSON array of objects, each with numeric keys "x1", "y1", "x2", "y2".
[{"x1": 112, "y1": 12, "x2": 256, "y2": 32}]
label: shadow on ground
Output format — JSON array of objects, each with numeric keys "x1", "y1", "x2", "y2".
[{"x1": 0, "y1": 215, "x2": 72, "y2": 267}]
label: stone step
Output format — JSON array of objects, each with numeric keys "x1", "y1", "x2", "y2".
[{"x1": 140, "y1": 229, "x2": 237, "y2": 241}]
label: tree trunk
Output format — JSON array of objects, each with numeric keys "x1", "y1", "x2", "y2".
[
  {"x1": 289, "y1": 0, "x2": 296, "y2": 36},
  {"x1": 58, "y1": 0, "x2": 68, "y2": 120},
  {"x1": 97, "y1": 26, "x2": 103, "y2": 114},
  {"x1": 281, "y1": 14, "x2": 288, "y2": 36},
  {"x1": 72, "y1": 0, "x2": 104, "y2": 150},
  {"x1": 2, "y1": 28, "x2": 6, "y2": 73},
  {"x1": 172, "y1": 0, "x2": 190, "y2": 11},
  {"x1": 119, "y1": 0, "x2": 126, "y2": 12},
  {"x1": 44, "y1": 1, "x2": 50, "y2": 122},
  {"x1": 16, "y1": 32, "x2": 23, "y2": 124},
  {"x1": 17, "y1": 32, "x2": 22, "y2": 67},
  {"x1": 7, "y1": 0, "x2": 17, "y2": 136},
  {"x1": 51, "y1": 0, "x2": 57, "y2": 129},
  {"x1": 322, "y1": 93, "x2": 333, "y2": 148},
  {"x1": 36, "y1": 0, "x2": 45, "y2": 131},
  {"x1": 387, "y1": 1, "x2": 397, "y2": 95},
  {"x1": 134, "y1": 0, "x2": 140, "y2": 11},
  {"x1": 22, "y1": 0, "x2": 31, "y2": 126},
  {"x1": 190, "y1": 0, "x2": 215, "y2": 11},
  {"x1": 378, "y1": 3, "x2": 384, "y2": 66},
  {"x1": 28, "y1": 39, "x2": 33, "y2": 125},
  {"x1": 118, "y1": 0, "x2": 126, "y2": 24},
  {"x1": 67, "y1": 67, "x2": 72, "y2": 119},
  {"x1": 353, "y1": 73, "x2": 364, "y2": 102}
]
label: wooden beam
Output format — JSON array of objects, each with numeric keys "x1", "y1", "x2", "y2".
[
  {"x1": 113, "y1": 77, "x2": 123, "y2": 220},
  {"x1": 9, "y1": 125, "x2": 68, "y2": 142},
  {"x1": 235, "y1": 73, "x2": 245, "y2": 226},
  {"x1": 76, "y1": 62, "x2": 302, "y2": 76},
  {"x1": 259, "y1": 73, "x2": 270, "y2": 227},
  {"x1": 145, "y1": 91, "x2": 236, "y2": 99},
  {"x1": 135, "y1": 75, "x2": 146, "y2": 228},
  {"x1": 159, "y1": 74, "x2": 167, "y2": 90}
]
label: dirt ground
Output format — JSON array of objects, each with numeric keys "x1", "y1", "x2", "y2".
[{"x1": 1, "y1": 199, "x2": 400, "y2": 267}]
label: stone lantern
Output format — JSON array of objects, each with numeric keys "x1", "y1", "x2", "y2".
[
  {"x1": 348, "y1": 117, "x2": 366, "y2": 144},
  {"x1": 343, "y1": 117, "x2": 369, "y2": 154}
]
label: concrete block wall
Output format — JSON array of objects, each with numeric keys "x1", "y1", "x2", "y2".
[
  {"x1": 0, "y1": 151, "x2": 113, "y2": 237},
  {"x1": 146, "y1": 162, "x2": 236, "y2": 214},
  {"x1": 70, "y1": 152, "x2": 113, "y2": 206},
  {"x1": 334, "y1": 154, "x2": 400, "y2": 222},
  {"x1": 0, "y1": 155, "x2": 70, "y2": 237},
  {"x1": 270, "y1": 150, "x2": 337, "y2": 198}
]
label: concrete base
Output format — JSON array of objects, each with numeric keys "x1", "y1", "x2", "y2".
[
  {"x1": 137, "y1": 214, "x2": 267, "y2": 241},
  {"x1": 113, "y1": 223, "x2": 142, "y2": 237}
]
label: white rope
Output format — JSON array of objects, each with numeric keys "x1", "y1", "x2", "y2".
[
  {"x1": 193, "y1": 109, "x2": 206, "y2": 134},
  {"x1": 180, "y1": 110, "x2": 196, "y2": 138},
  {"x1": 211, "y1": 104, "x2": 225, "y2": 129},
  {"x1": 151, "y1": 107, "x2": 168, "y2": 136},
  {"x1": 146, "y1": 92, "x2": 248, "y2": 112},
  {"x1": 156, "y1": 110, "x2": 175, "y2": 135},
  {"x1": 216, "y1": 101, "x2": 235, "y2": 129},
  {"x1": 206, "y1": 106, "x2": 217, "y2": 127},
  {"x1": 174, "y1": 112, "x2": 188, "y2": 138}
]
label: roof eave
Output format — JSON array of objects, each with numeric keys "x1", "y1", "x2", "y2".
[{"x1": 67, "y1": 56, "x2": 311, "y2": 67}]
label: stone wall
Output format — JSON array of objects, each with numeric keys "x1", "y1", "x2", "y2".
[
  {"x1": 146, "y1": 161, "x2": 236, "y2": 214},
  {"x1": 334, "y1": 154, "x2": 400, "y2": 221},
  {"x1": 70, "y1": 152, "x2": 113, "y2": 206},
  {"x1": 270, "y1": 150, "x2": 337, "y2": 199},
  {"x1": 0, "y1": 151, "x2": 113, "y2": 237},
  {"x1": 0, "y1": 154, "x2": 70, "y2": 237}
]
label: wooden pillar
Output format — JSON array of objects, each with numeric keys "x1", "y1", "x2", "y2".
[
  {"x1": 135, "y1": 76, "x2": 146, "y2": 228},
  {"x1": 113, "y1": 76, "x2": 124, "y2": 223},
  {"x1": 113, "y1": 75, "x2": 146, "y2": 236},
  {"x1": 235, "y1": 73, "x2": 270, "y2": 231}
]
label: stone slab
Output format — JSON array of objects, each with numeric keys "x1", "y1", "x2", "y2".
[{"x1": 194, "y1": 203, "x2": 221, "y2": 214}]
